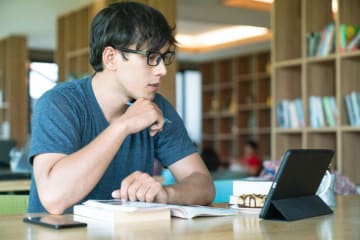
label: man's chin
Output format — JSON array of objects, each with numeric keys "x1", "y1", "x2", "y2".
[
  {"x1": 132, "y1": 93, "x2": 156, "y2": 101},
  {"x1": 145, "y1": 92, "x2": 156, "y2": 100}
]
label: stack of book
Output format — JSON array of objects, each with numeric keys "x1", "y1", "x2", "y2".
[
  {"x1": 277, "y1": 98, "x2": 304, "y2": 128},
  {"x1": 309, "y1": 96, "x2": 338, "y2": 128},
  {"x1": 228, "y1": 179, "x2": 272, "y2": 213}
]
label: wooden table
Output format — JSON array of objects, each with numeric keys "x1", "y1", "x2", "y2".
[
  {"x1": 0, "y1": 195, "x2": 359, "y2": 240},
  {"x1": 0, "y1": 168, "x2": 31, "y2": 193},
  {"x1": 0, "y1": 179, "x2": 30, "y2": 192}
]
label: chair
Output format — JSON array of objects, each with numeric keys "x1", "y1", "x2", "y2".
[
  {"x1": 160, "y1": 170, "x2": 234, "y2": 203},
  {"x1": 161, "y1": 169, "x2": 176, "y2": 186},
  {"x1": 0, "y1": 195, "x2": 29, "y2": 216},
  {"x1": 213, "y1": 180, "x2": 233, "y2": 203}
]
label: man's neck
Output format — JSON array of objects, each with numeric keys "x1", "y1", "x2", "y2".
[{"x1": 91, "y1": 72, "x2": 129, "y2": 122}]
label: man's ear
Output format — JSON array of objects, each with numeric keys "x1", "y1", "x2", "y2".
[{"x1": 102, "y1": 46, "x2": 118, "y2": 71}]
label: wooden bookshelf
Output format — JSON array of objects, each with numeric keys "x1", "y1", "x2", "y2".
[
  {"x1": 272, "y1": 0, "x2": 360, "y2": 184},
  {"x1": 0, "y1": 35, "x2": 28, "y2": 147},
  {"x1": 56, "y1": 0, "x2": 176, "y2": 105},
  {"x1": 200, "y1": 51, "x2": 271, "y2": 165}
]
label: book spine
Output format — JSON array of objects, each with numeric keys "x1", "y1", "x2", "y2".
[
  {"x1": 288, "y1": 100, "x2": 299, "y2": 128},
  {"x1": 309, "y1": 96, "x2": 317, "y2": 128},
  {"x1": 283, "y1": 100, "x2": 290, "y2": 128},
  {"x1": 347, "y1": 30, "x2": 360, "y2": 51},
  {"x1": 317, "y1": 96, "x2": 326, "y2": 127},
  {"x1": 344, "y1": 94, "x2": 355, "y2": 126},
  {"x1": 340, "y1": 24, "x2": 347, "y2": 52},
  {"x1": 328, "y1": 96, "x2": 338, "y2": 126},
  {"x1": 323, "y1": 23, "x2": 335, "y2": 55},
  {"x1": 322, "y1": 96, "x2": 335, "y2": 127},
  {"x1": 295, "y1": 98, "x2": 304, "y2": 127},
  {"x1": 350, "y1": 91, "x2": 360, "y2": 126},
  {"x1": 277, "y1": 101, "x2": 284, "y2": 127},
  {"x1": 316, "y1": 26, "x2": 328, "y2": 56}
]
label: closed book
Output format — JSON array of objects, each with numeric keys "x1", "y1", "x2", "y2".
[
  {"x1": 340, "y1": 24, "x2": 347, "y2": 52},
  {"x1": 316, "y1": 96, "x2": 326, "y2": 128},
  {"x1": 309, "y1": 96, "x2": 324, "y2": 128},
  {"x1": 74, "y1": 202, "x2": 170, "y2": 224},
  {"x1": 288, "y1": 100, "x2": 299, "y2": 128},
  {"x1": 322, "y1": 96, "x2": 335, "y2": 127},
  {"x1": 328, "y1": 96, "x2": 338, "y2": 125},
  {"x1": 282, "y1": 100, "x2": 290, "y2": 128},
  {"x1": 323, "y1": 23, "x2": 335, "y2": 55},
  {"x1": 294, "y1": 98, "x2": 305, "y2": 127},
  {"x1": 306, "y1": 32, "x2": 321, "y2": 57},
  {"x1": 350, "y1": 91, "x2": 360, "y2": 126},
  {"x1": 309, "y1": 96, "x2": 317, "y2": 128},
  {"x1": 316, "y1": 26, "x2": 327, "y2": 56},
  {"x1": 277, "y1": 101, "x2": 285, "y2": 127},
  {"x1": 74, "y1": 200, "x2": 237, "y2": 222},
  {"x1": 347, "y1": 30, "x2": 360, "y2": 51},
  {"x1": 344, "y1": 94, "x2": 355, "y2": 126},
  {"x1": 233, "y1": 179, "x2": 272, "y2": 196}
]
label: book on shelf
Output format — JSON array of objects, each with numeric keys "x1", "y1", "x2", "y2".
[
  {"x1": 307, "y1": 32, "x2": 321, "y2": 57},
  {"x1": 309, "y1": 96, "x2": 338, "y2": 128},
  {"x1": 276, "y1": 99, "x2": 304, "y2": 128},
  {"x1": 344, "y1": 92, "x2": 360, "y2": 126},
  {"x1": 74, "y1": 200, "x2": 238, "y2": 223},
  {"x1": 339, "y1": 24, "x2": 360, "y2": 52},
  {"x1": 316, "y1": 22, "x2": 335, "y2": 57},
  {"x1": 347, "y1": 30, "x2": 360, "y2": 51},
  {"x1": 322, "y1": 97, "x2": 336, "y2": 127}
]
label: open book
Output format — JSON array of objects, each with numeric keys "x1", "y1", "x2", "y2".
[{"x1": 74, "y1": 199, "x2": 237, "y2": 223}]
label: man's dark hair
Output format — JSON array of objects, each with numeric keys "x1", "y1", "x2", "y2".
[{"x1": 89, "y1": 1, "x2": 176, "y2": 72}]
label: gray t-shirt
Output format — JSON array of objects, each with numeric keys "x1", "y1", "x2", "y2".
[{"x1": 28, "y1": 77, "x2": 196, "y2": 213}]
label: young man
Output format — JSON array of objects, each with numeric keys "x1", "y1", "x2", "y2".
[
  {"x1": 28, "y1": 2, "x2": 214, "y2": 214},
  {"x1": 240, "y1": 140, "x2": 262, "y2": 176}
]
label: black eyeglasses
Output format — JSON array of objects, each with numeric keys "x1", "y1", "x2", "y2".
[{"x1": 118, "y1": 48, "x2": 175, "y2": 66}]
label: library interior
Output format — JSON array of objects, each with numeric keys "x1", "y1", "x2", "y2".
[{"x1": 0, "y1": 0, "x2": 359, "y2": 239}]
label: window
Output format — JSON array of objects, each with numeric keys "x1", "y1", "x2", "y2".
[{"x1": 176, "y1": 70, "x2": 202, "y2": 145}]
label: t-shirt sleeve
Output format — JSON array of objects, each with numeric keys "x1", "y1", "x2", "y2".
[
  {"x1": 29, "y1": 90, "x2": 82, "y2": 164},
  {"x1": 154, "y1": 95, "x2": 197, "y2": 167}
]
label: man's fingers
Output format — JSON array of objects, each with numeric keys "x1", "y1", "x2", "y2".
[
  {"x1": 111, "y1": 189, "x2": 121, "y2": 198},
  {"x1": 144, "y1": 181, "x2": 162, "y2": 202},
  {"x1": 120, "y1": 171, "x2": 142, "y2": 200}
]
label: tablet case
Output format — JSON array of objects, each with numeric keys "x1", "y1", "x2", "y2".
[
  {"x1": 270, "y1": 195, "x2": 333, "y2": 221},
  {"x1": 259, "y1": 149, "x2": 334, "y2": 221}
]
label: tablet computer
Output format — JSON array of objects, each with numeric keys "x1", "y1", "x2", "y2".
[{"x1": 259, "y1": 149, "x2": 334, "y2": 221}]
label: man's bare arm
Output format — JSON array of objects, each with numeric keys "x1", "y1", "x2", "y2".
[
  {"x1": 34, "y1": 99, "x2": 164, "y2": 214},
  {"x1": 112, "y1": 153, "x2": 215, "y2": 205}
]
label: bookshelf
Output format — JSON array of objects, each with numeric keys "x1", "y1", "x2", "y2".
[
  {"x1": 56, "y1": 0, "x2": 176, "y2": 105},
  {"x1": 0, "y1": 35, "x2": 29, "y2": 147},
  {"x1": 272, "y1": 0, "x2": 360, "y2": 184},
  {"x1": 200, "y1": 51, "x2": 271, "y2": 165}
]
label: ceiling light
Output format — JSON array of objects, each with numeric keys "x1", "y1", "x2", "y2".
[
  {"x1": 176, "y1": 25, "x2": 270, "y2": 51},
  {"x1": 253, "y1": 0, "x2": 273, "y2": 3},
  {"x1": 222, "y1": 0, "x2": 272, "y2": 11}
]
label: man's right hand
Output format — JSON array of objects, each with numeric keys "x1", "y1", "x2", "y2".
[{"x1": 117, "y1": 98, "x2": 165, "y2": 136}]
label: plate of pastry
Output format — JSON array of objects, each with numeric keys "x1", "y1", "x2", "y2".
[{"x1": 229, "y1": 194, "x2": 267, "y2": 214}]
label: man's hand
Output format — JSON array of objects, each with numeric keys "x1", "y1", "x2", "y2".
[
  {"x1": 115, "y1": 98, "x2": 164, "y2": 137},
  {"x1": 111, "y1": 171, "x2": 168, "y2": 203}
]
